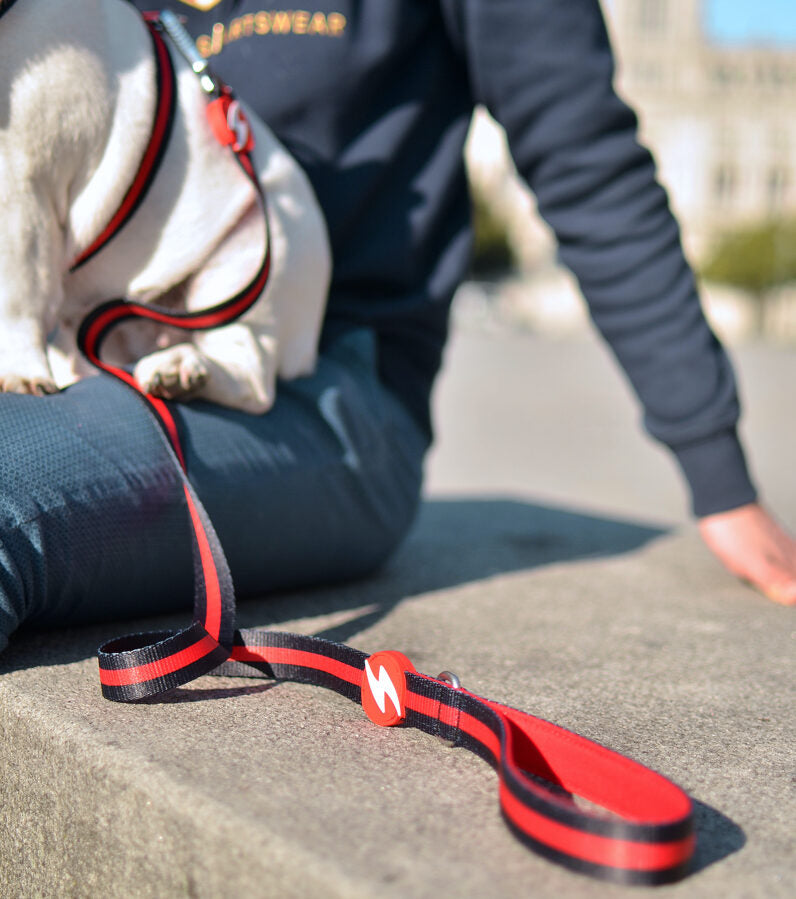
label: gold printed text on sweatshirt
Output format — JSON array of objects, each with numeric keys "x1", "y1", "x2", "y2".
[{"x1": 195, "y1": 10, "x2": 348, "y2": 57}]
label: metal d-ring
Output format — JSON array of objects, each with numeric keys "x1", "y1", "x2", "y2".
[
  {"x1": 436, "y1": 671, "x2": 462, "y2": 746},
  {"x1": 437, "y1": 670, "x2": 462, "y2": 690}
]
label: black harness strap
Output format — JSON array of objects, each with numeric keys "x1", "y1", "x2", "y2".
[{"x1": 0, "y1": 0, "x2": 20, "y2": 18}]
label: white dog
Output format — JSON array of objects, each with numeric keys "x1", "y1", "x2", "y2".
[{"x1": 0, "y1": 0, "x2": 331, "y2": 413}]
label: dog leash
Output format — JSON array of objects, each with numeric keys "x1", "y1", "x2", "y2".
[
  {"x1": 78, "y1": 10, "x2": 695, "y2": 885},
  {"x1": 217, "y1": 637, "x2": 695, "y2": 883}
]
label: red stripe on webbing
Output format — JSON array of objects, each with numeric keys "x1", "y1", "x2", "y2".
[
  {"x1": 82, "y1": 304, "x2": 131, "y2": 360},
  {"x1": 99, "y1": 633, "x2": 219, "y2": 687},
  {"x1": 183, "y1": 486, "x2": 222, "y2": 640},
  {"x1": 162, "y1": 287, "x2": 265, "y2": 330},
  {"x1": 83, "y1": 299, "x2": 237, "y2": 337},
  {"x1": 500, "y1": 784, "x2": 695, "y2": 872},
  {"x1": 71, "y1": 28, "x2": 174, "y2": 269},
  {"x1": 147, "y1": 396, "x2": 184, "y2": 467},
  {"x1": 231, "y1": 645, "x2": 363, "y2": 686},
  {"x1": 485, "y1": 700, "x2": 692, "y2": 826},
  {"x1": 169, "y1": 246, "x2": 270, "y2": 331},
  {"x1": 82, "y1": 352, "x2": 186, "y2": 467},
  {"x1": 405, "y1": 687, "x2": 502, "y2": 761},
  {"x1": 83, "y1": 266, "x2": 267, "y2": 340}
]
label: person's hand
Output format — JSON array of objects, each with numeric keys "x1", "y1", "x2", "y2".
[{"x1": 698, "y1": 503, "x2": 796, "y2": 605}]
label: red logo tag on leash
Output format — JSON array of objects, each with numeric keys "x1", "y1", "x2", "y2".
[
  {"x1": 206, "y1": 92, "x2": 254, "y2": 153},
  {"x1": 361, "y1": 651, "x2": 415, "y2": 727}
]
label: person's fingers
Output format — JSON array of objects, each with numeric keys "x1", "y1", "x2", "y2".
[
  {"x1": 698, "y1": 503, "x2": 796, "y2": 605},
  {"x1": 762, "y1": 577, "x2": 796, "y2": 606}
]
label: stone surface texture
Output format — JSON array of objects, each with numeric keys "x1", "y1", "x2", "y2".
[{"x1": 1, "y1": 322, "x2": 794, "y2": 898}]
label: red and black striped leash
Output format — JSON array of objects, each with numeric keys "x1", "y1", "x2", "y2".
[
  {"x1": 78, "y1": 10, "x2": 695, "y2": 885},
  {"x1": 77, "y1": 9, "x2": 268, "y2": 687},
  {"x1": 218, "y1": 637, "x2": 695, "y2": 883}
]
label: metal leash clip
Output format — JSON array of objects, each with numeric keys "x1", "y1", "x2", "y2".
[
  {"x1": 157, "y1": 9, "x2": 219, "y2": 95},
  {"x1": 155, "y1": 10, "x2": 254, "y2": 155},
  {"x1": 437, "y1": 670, "x2": 463, "y2": 746}
]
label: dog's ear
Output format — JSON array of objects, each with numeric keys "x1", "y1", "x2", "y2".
[{"x1": 0, "y1": 0, "x2": 20, "y2": 16}]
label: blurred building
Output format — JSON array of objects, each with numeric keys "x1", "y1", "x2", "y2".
[
  {"x1": 467, "y1": 0, "x2": 796, "y2": 265},
  {"x1": 604, "y1": 0, "x2": 796, "y2": 258},
  {"x1": 462, "y1": 0, "x2": 796, "y2": 340}
]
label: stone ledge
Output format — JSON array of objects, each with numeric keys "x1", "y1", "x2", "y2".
[
  {"x1": 2, "y1": 329, "x2": 793, "y2": 898},
  {"x1": 2, "y1": 521, "x2": 793, "y2": 898}
]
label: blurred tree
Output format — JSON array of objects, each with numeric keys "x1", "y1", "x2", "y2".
[
  {"x1": 701, "y1": 218, "x2": 796, "y2": 297},
  {"x1": 470, "y1": 193, "x2": 517, "y2": 277}
]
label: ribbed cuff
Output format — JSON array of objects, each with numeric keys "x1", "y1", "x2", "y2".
[{"x1": 671, "y1": 428, "x2": 757, "y2": 518}]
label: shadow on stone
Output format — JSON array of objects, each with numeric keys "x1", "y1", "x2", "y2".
[
  {"x1": 277, "y1": 496, "x2": 669, "y2": 645},
  {"x1": 136, "y1": 682, "x2": 278, "y2": 704},
  {"x1": 2, "y1": 496, "x2": 667, "y2": 672},
  {"x1": 690, "y1": 798, "x2": 747, "y2": 874}
]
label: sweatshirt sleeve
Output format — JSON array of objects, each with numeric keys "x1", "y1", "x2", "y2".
[{"x1": 448, "y1": 0, "x2": 756, "y2": 516}]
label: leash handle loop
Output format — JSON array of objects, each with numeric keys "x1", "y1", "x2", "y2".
[{"x1": 218, "y1": 632, "x2": 695, "y2": 884}]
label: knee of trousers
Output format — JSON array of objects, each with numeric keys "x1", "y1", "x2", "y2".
[{"x1": 0, "y1": 380, "x2": 199, "y2": 644}]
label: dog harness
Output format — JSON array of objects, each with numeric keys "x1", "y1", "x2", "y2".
[
  {"x1": 72, "y1": 9, "x2": 695, "y2": 885},
  {"x1": 69, "y1": 19, "x2": 176, "y2": 271}
]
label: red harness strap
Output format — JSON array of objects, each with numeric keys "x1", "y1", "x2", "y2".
[
  {"x1": 80, "y1": 11, "x2": 695, "y2": 886},
  {"x1": 70, "y1": 19, "x2": 176, "y2": 272}
]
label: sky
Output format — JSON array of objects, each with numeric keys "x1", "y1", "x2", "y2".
[{"x1": 704, "y1": 0, "x2": 796, "y2": 45}]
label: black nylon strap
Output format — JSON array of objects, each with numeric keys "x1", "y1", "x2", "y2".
[{"x1": 0, "y1": 0, "x2": 20, "y2": 18}]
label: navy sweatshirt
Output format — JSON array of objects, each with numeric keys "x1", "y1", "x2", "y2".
[{"x1": 132, "y1": 0, "x2": 756, "y2": 517}]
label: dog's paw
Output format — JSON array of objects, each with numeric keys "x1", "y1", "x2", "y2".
[
  {"x1": 0, "y1": 374, "x2": 59, "y2": 396},
  {"x1": 134, "y1": 344, "x2": 209, "y2": 400}
]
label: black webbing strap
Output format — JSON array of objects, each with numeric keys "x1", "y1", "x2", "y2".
[
  {"x1": 0, "y1": 0, "x2": 20, "y2": 20},
  {"x1": 80, "y1": 10, "x2": 695, "y2": 885}
]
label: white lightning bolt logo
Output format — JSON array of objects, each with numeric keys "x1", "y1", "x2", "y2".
[
  {"x1": 226, "y1": 101, "x2": 251, "y2": 153},
  {"x1": 364, "y1": 659, "x2": 402, "y2": 718}
]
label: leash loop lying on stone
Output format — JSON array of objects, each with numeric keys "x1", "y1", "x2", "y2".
[
  {"x1": 80, "y1": 9, "x2": 695, "y2": 886},
  {"x1": 215, "y1": 631, "x2": 696, "y2": 884}
]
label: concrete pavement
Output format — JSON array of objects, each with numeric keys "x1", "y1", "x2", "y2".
[{"x1": 1, "y1": 316, "x2": 794, "y2": 897}]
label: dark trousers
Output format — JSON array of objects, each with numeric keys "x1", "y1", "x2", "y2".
[{"x1": 0, "y1": 330, "x2": 427, "y2": 653}]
